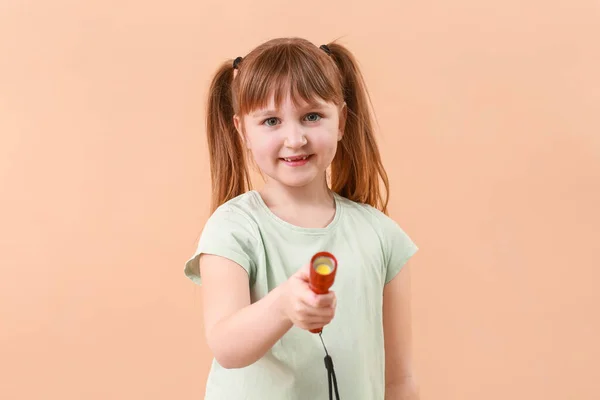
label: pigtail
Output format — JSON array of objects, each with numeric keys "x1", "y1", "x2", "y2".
[
  {"x1": 206, "y1": 60, "x2": 251, "y2": 212},
  {"x1": 326, "y1": 43, "x2": 390, "y2": 214}
]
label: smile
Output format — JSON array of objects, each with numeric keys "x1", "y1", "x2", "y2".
[
  {"x1": 282, "y1": 155, "x2": 310, "y2": 162},
  {"x1": 279, "y1": 154, "x2": 313, "y2": 166}
]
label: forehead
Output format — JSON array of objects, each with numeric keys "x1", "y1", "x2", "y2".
[{"x1": 248, "y1": 90, "x2": 332, "y2": 115}]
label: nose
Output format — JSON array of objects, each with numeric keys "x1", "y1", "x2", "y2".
[{"x1": 284, "y1": 123, "x2": 307, "y2": 149}]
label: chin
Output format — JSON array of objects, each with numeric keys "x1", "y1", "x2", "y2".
[
  {"x1": 277, "y1": 176, "x2": 318, "y2": 188},
  {"x1": 265, "y1": 170, "x2": 322, "y2": 188}
]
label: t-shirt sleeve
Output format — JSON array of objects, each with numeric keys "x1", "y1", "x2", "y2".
[
  {"x1": 184, "y1": 206, "x2": 259, "y2": 285},
  {"x1": 379, "y1": 213, "x2": 419, "y2": 284}
]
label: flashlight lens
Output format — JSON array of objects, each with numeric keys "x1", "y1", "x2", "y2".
[
  {"x1": 315, "y1": 264, "x2": 331, "y2": 275},
  {"x1": 312, "y1": 256, "x2": 335, "y2": 275}
]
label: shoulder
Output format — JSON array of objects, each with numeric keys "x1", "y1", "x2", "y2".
[
  {"x1": 204, "y1": 191, "x2": 263, "y2": 235},
  {"x1": 184, "y1": 191, "x2": 264, "y2": 285},
  {"x1": 335, "y1": 194, "x2": 400, "y2": 237},
  {"x1": 336, "y1": 195, "x2": 419, "y2": 282}
]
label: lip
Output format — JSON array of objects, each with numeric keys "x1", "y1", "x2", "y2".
[
  {"x1": 280, "y1": 154, "x2": 311, "y2": 162},
  {"x1": 279, "y1": 154, "x2": 313, "y2": 166}
]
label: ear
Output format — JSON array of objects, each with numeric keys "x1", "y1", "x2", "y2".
[
  {"x1": 233, "y1": 114, "x2": 250, "y2": 149},
  {"x1": 338, "y1": 102, "x2": 347, "y2": 141}
]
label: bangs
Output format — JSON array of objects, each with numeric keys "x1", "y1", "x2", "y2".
[{"x1": 233, "y1": 44, "x2": 343, "y2": 115}]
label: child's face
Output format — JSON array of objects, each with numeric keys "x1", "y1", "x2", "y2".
[{"x1": 235, "y1": 93, "x2": 346, "y2": 189}]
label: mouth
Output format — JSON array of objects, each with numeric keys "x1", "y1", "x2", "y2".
[
  {"x1": 280, "y1": 155, "x2": 311, "y2": 162},
  {"x1": 279, "y1": 154, "x2": 313, "y2": 166}
]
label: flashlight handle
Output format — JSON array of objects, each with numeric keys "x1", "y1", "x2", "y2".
[
  {"x1": 309, "y1": 283, "x2": 329, "y2": 295},
  {"x1": 308, "y1": 252, "x2": 337, "y2": 334},
  {"x1": 309, "y1": 284, "x2": 329, "y2": 334}
]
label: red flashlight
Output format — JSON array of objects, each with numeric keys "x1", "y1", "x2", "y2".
[{"x1": 308, "y1": 251, "x2": 338, "y2": 334}]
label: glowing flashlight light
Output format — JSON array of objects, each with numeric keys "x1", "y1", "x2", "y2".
[{"x1": 308, "y1": 251, "x2": 338, "y2": 334}]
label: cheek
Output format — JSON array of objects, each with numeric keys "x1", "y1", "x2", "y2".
[
  {"x1": 310, "y1": 127, "x2": 339, "y2": 152},
  {"x1": 247, "y1": 133, "x2": 280, "y2": 159}
]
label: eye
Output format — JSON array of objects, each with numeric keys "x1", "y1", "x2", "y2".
[
  {"x1": 263, "y1": 117, "x2": 279, "y2": 127},
  {"x1": 304, "y1": 113, "x2": 322, "y2": 122}
]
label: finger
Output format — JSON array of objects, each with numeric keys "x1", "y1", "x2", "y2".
[
  {"x1": 295, "y1": 306, "x2": 327, "y2": 319},
  {"x1": 294, "y1": 301, "x2": 335, "y2": 319},
  {"x1": 306, "y1": 319, "x2": 333, "y2": 331},
  {"x1": 298, "y1": 286, "x2": 318, "y2": 307},
  {"x1": 323, "y1": 291, "x2": 336, "y2": 308},
  {"x1": 302, "y1": 303, "x2": 336, "y2": 320},
  {"x1": 313, "y1": 310, "x2": 335, "y2": 323},
  {"x1": 309, "y1": 292, "x2": 336, "y2": 308}
]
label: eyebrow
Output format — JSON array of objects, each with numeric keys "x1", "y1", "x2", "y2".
[
  {"x1": 250, "y1": 103, "x2": 328, "y2": 118},
  {"x1": 251, "y1": 109, "x2": 278, "y2": 118}
]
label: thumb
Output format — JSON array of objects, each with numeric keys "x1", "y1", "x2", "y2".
[{"x1": 295, "y1": 262, "x2": 311, "y2": 281}]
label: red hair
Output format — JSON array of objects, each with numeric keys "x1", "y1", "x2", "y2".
[{"x1": 205, "y1": 37, "x2": 390, "y2": 214}]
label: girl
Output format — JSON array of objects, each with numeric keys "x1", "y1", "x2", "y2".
[{"x1": 185, "y1": 37, "x2": 420, "y2": 400}]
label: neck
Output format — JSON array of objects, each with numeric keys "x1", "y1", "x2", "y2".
[{"x1": 259, "y1": 175, "x2": 333, "y2": 209}]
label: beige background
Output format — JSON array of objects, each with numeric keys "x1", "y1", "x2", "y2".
[{"x1": 1, "y1": 1, "x2": 599, "y2": 399}]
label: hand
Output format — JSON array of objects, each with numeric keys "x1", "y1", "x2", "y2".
[{"x1": 279, "y1": 262, "x2": 337, "y2": 332}]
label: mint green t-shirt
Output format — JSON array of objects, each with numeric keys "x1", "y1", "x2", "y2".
[{"x1": 184, "y1": 190, "x2": 418, "y2": 400}]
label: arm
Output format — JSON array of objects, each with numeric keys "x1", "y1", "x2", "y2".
[
  {"x1": 383, "y1": 260, "x2": 420, "y2": 399},
  {"x1": 199, "y1": 253, "x2": 293, "y2": 369}
]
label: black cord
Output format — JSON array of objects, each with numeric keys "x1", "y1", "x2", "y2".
[
  {"x1": 319, "y1": 332, "x2": 329, "y2": 356},
  {"x1": 319, "y1": 332, "x2": 340, "y2": 400}
]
